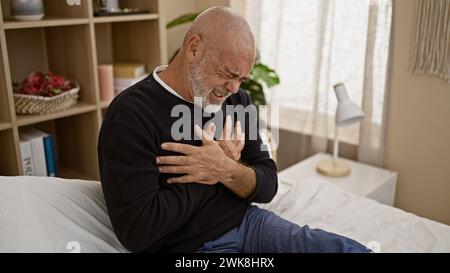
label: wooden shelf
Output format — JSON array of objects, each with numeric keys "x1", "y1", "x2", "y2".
[
  {"x1": 0, "y1": 35, "x2": 11, "y2": 129},
  {"x1": 0, "y1": 121, "x2": 12, "y2": 131},
  {"x1": 100, "y1": 100, "x2": 111, "y2": 109},
  {"x1": 0, "y1": 0, "x2": 90, "y2": 22},
  {"x1": 0, "y1": 129, "x2": 20, "y2": 176},
  {"x1": 93, "y1": 13, "x2": 159, "y2": 24},
  {"x1": 3, "y1": 17, "x2": 89, "y2": 29},
  {"x1": 95, "y1": 19, "x2": 162, "y2": 77},
  {"x1": 58, "y1": 165, "x2": 98, "y2": 181},
  {"x1": 0, "y1": 0, "x2": 167, "y2": 178},
  {"x1": 16, "y1": 103, "x2": 97, "y2": 127}
]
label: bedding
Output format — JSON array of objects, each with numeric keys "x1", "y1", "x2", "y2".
[
  {"x1": 258, "y1": 178, "x2": 450, "y2": 253},
  {"x1": 0, "y1": 176, "x2": 127, "y2": 253},
  {"x1": 1, "y1": 175, "x2": 449, "y2": 253}
]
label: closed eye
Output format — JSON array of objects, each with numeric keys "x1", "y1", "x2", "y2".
[
  {"x1": 222, "y1": 72, "x2": 233, "y2": 80},
  {"x1": 222, "y1": 67, "x2": 250, "y2": 83}
]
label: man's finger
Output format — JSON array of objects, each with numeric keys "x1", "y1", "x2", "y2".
[
  {"x1": 158, "y1": 165, "x2": 190, "y2": 174},
  {"x1": 205, "y1": 122, "x2": 213, "y2": 133},
  {"x1": 156, "y1": 156, "x2": 189, "y2": 165},
  {"x1": 205, "y1": 122, "x2": 217, "y2": 139},
  {"x1": 235, "y1": 120, "x2": 243, "y2": 141},
  {"x1": 209, "y1": 123, "x2": 217, "y2": 138},
  {"x1": 161, "y1": 142, "x2": 198, "y2": 155},
  {"x1": 221, "y1": 115, "x2": 233, "y2": 140},
  {"x1": 194, "y1": 124, "x2": 214, "y2": 142},
  {"x1": 167, "y1": 175, "x2": 196, "y2": 184},
  {"x1": 235, "y1": 139, "x2": 245, "y2": 152}
]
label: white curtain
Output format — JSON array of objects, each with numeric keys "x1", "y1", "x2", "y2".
[{"x1": 246, "y1": 0, "x2": 393, "y2": 166}]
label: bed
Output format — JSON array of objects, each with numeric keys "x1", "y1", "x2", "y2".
[{"x1": 1, "y1": 175, "x2": 449, "y2": 253}]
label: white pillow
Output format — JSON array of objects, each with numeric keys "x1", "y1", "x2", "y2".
[{"x1": 0, "y1": 176, "x2": 127, "y2": 253}]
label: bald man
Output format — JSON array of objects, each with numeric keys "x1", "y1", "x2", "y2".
[{"x1": 98, "y1": 7, "x2": 370, "y2": 253}]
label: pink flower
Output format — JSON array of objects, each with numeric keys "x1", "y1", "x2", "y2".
[
  {"x1": 18, "y1": 71, "x2": 72, "y2": 97},
  {"x1": 19, "y1": 72, "x2": 46, "y2": 95}
]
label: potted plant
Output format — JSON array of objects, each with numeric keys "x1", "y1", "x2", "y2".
[{"x1": 13, "y1": 72, "x2": 80, "y2": 114}]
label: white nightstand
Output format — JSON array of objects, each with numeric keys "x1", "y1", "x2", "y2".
[{"x1": 278, "y1": 153, "x2": 398, "y2": 206}]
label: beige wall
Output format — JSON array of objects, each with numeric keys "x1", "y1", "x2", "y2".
[
  {"x1": 229, "y1": 0, "x2": 246, "y2": 15},
  {"x1": 384, "y1": 0, "x2": 450, "y2": 225},
  {"x1": 162, "y1": 0, "x2": 230, "y2": 60},
  {"x1": 161, "y1": 0, "x2": 196, "y2": 61},
  {"x1": 196, "y1": 0, "x2": 229, "y2": 10}
]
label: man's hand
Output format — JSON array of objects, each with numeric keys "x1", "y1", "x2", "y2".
[
  {"x1": 157, "y1": 124, "x2": 257, "y2": 199},
  {"x1": 216, "y1": 115, "x2": 245, "y2": 161},
  {"x1": 157, "y1": 125, "x2": 236, "y2": 185}
]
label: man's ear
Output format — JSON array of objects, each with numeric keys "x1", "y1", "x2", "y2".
[{"x1": 185, "y1": 34, "x2": 204, "y2": 63}]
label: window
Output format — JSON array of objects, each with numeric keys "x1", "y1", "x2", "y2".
[{"x1": 247, "y1": 0, "x2": 393, "y2": 145}]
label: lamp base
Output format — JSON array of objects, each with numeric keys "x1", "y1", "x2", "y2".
[{"x1": 316, "y1": 159, "x2": 351, "y2": 177}]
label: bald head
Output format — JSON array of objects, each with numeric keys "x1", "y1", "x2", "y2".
[{"x1": 183, "y1": 6, "x2": 255, "y2": 60}]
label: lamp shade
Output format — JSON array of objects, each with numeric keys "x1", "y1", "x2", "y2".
[{"x1": 334, "y1": 83, "x2": 365, "y2": 127}]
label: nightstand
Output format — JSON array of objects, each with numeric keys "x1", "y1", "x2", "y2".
[{"x1": 278, "y1": 153, "x2": 398, "y2": 206}]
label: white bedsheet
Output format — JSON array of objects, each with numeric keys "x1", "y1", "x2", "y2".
[
  {"x1": 258, "y1": 178, "x2": 450, "y2": 253},
  {"x1": 1, "y1": 176, "x2": 449, "y2": 253}
]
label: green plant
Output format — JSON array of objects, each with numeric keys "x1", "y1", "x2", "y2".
[{"x1": 166, "y1": 12, "x2": 280, "y2": 106}]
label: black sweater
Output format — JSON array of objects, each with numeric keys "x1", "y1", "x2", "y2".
[{"x1": 97, "y1": 73, "x2": 278, "y2": 253}]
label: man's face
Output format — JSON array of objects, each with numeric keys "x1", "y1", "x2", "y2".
[{"x1": 188, "y1": 49, "x2": 254, "y2": 113}]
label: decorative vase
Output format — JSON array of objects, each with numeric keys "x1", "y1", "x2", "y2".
[
  {"x1": 11, "y1": 0, "x2": 44, "y2": 21},
  {"x1": 96, "y1": 0, "x2": 120, "y2": 12}
]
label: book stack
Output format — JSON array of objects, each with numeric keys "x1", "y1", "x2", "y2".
[
  {"x1": 114, "y1": 63, "x2": 148, "y2": 94},
  {"x1": 20, "y1": 129, "x2": 57, "y2": 177}
]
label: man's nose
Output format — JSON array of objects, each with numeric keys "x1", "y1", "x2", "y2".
[{"x1": 225, "y1": 80, "x2": 241, "y2": 94}]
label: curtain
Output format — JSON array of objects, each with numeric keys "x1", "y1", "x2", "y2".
[
  {"x1": 411, "y1": 0, "x2": 450, "y2": 83},
  {"x1": 246, "y1": 0, "x2": 393, "y2": 166}
]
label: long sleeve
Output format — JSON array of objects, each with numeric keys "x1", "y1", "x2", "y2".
[
  {"x1": 98, "y1": 119, "x2": 212, "y2": 253},
  {"x1": 238, "y1": 93, "x2": 278, "y2": 204},
  {"x1": 240, "y1": 130, "x2": 278, "y2": 204}
]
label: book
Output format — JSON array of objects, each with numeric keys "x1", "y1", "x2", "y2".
[
  {"x1": 19, "y1": 138, "x2": 34, "y2": 176},
  {"x1": 22, "y1": 129, "x2": 47, "y2": 176},
  {"x1": 21, "y1": 129, "x2": 57, "y2": 177},
  {"x1": 43, "y1": 135, "x2": 57, "y2": 177},
  {"x1": 114, "y1": 73, "x2": 148, "y2": 94},
  {"x1": 113, "y1": 63, "x2": 146, "y2": 78}
]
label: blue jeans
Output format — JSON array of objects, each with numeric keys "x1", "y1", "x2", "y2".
[{"x1": 197, "y1": 206, "x2": 370, "y2": 253}]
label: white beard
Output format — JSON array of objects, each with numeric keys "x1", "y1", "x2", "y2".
[{"x1": 188, "y1": 61, "x2": 223, "y2": 113}]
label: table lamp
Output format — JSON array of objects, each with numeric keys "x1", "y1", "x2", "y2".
[{"x1": 316, "y1": 83, "x2": 365, "y2": 177}]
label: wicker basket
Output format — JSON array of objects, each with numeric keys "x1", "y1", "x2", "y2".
[{"x1": 13, "y1": 81, "x2": 80, "y2": 115}]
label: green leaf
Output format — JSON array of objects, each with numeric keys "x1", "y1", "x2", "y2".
[
  {"x1": 252, "y1": 63, "x2": 280, "y2": 88},
  {"x1": 241, "y1": 79, "x2": 266, "y2": 106},
  {"x1": 166, "y1": 13, "x2": 201, "y2": 29},
  {"x1": 51, "y1": 88, "x2": 62, "y2": 94}
]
